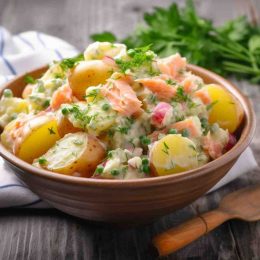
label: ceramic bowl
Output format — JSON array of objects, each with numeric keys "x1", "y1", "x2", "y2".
[{"x1": 0, "y1": 65, "x2": 256, "y2": 224}]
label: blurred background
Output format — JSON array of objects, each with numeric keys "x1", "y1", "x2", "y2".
[{"x1": 0, "y1": 0, "x2": 259, "y2": 51}]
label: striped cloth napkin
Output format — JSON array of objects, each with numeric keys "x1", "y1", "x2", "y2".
[{"x1": 0, "y1": 28, "x2": 258, "y2": 208}]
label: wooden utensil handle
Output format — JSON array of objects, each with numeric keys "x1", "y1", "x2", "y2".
[{"x1": 153, "y1": 209, "x2": 230, "y2": 257}]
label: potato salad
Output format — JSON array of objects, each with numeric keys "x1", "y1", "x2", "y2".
[{"x1": 0, "y1": 42, "x2": 244, "y2": 179}]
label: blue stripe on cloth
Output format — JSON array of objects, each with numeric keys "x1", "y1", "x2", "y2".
[
  {"x1": 14, "y1": 198, "x2": 43, "y2": 208},
  {"x1": 0, "y1": 184, "x2": 28, "y2": 189},
  {"x1": 36, "y1": 31, "x2": 46, "y2": 47},
  {"x1": 0, "y1": 28, "x2": 4, "y2": 55},
  {"x1": 0, "y1": 56, "x2": 17, "y2": 75},
  {"x1": 54, "y1": 49, "x2": 63, "y2": 60},
  {"x1": 36, "y1": 32, "x2": 63, "y2": 60},
  {"x1": 17, "y1": 35, "x2": 35, "y2": 50}
]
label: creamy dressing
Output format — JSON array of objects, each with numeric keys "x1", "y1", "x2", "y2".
[{"x1": 0, "y1": 42, "x2": 232, "y2": 179}]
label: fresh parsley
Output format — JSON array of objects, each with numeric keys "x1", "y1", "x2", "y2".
[
  {"x1": 115, "y1": 45, "x2": 156, "y2": 75},
  {"x1": 48, "y1": 127, "x2": 56, "y2": 135},
  {"x1": 60, "y1": 53, "x2": 84, "y2": 71},
  {"x1": 38, "y1": 157, "x2": 47, "y2": 165},
  {"x1": 91, "y1": 0, "x2": 260, "y2": 83},
  {"x1": 24, "y1": 75, "x2": 37, "y2": 84},
  {"x1": 162, "y1": 141, "x2": 170, "y2": 155}
]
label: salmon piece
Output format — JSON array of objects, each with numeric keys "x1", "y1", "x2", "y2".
[
  {"x1": 101, "y1": 79, "x2": 142, "y2": 116},
  {"x1": 157, "y1": 53, "x2": 187, "y2": 79},
  {"x1": 171, "y1": 117, "x2": 202, "y2": 138},
  {"x1": 149, "y1": 116, "x2": 202, "y2": 141},
  {"x1": 182, "y1": 79, "x2": 193, "y2": 93},
  {"x1": 22, "y1": 84, "x2": 34, "y2": 99},
  {"x1": 181, "y1": 73, "x2": 203, "y2": 94},
  {"x1": 148, "y1": 128, "x2": 167, "y2": 143},
  {"x1": 193, "y1": 89, "x2": 211, "y2": 105},
  {"x1": 202, "y1": 136, "x2": 223, "y2": 159},
  {"x1": 136, "y1": 77, "x2": 176, "y2": 101},
  {"x1": 50, "y1": 85, "x2": 73, "y2": 110}
]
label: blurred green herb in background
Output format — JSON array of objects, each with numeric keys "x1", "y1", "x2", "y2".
[{"x1": 91, "y1": 0, "x2": 260, "y2": 83}]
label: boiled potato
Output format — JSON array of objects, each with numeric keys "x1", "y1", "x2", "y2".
[
  {"x1": 33, "y1": 132, "x2": 105, "y2": 177},
  {"x1": 205, "y1": 84, "x2": 243, "y2": 133},
  {"x1": 57, "y1": 113, "x2": 81, "y2": 137},
  {"x1": 68, "y1": 60, "x2": 112, "y2": 100},
  {"x1": 1, "y1": 113, "x2": 60, "y2": 163},
  {"x1": 0, "y1": 97, "x2": 29, "y2": 128},
  {"x1": 84, "y1": 42, "x2": 127, "y2": 60},
  {"x1": 150, "y1": 134, "x2": 199, "y2": 176}
]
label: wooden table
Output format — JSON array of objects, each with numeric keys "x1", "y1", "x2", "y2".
[{"x1": 0, "y1": 0, "x2": 259, "y2": 259}]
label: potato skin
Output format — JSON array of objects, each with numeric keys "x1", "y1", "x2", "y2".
[
  {"x1": 76, "y1": 134, "x2": 106, "y2": 177},
  {"x1": 1, "y1": 114, "x2": 60, "y2": 163},
  {"x1": 57, "y1": 114, "x2": 81, "y2": 137},
  {"x1": 34, "y1": 132, "x2": 106, "y2": 177},
  {"x1": 68, "y1": 60, "x2": 112, "y2": 100}
]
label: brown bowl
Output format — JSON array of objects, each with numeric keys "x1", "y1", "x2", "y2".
[{"x1": 0, "y1": 65, "x2": 256, "y2": 224}]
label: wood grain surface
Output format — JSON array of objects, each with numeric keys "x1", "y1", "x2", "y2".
[{"x1": 0, "y1": 0, "x2": 259, "y2": 259}]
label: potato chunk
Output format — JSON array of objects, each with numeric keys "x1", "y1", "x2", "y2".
[
  {"x1": 57, "y1": 113, "x2": 81, "y2": 137},
  {"x1": 33, "y1": 132, "x2": 105, "y2": 177},
  {"x1": 0, "y1": 95, "x2": 29, "y2": 128},
  {"x1": 204, "y1": 84, "x2": 244, "y2": 133},
  {"x1": 68, "y1": 60, "x2": 112, "y2": 100},
  {"x1": 1, "y1": 113, "x2": 60, "y2": 163},
  {"x1": 150, "y1": 134, "x2": 199, "y2": 176}
]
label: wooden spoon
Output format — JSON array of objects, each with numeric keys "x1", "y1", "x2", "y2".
[{"x1": 152, "y1": 184, "x2": 260, "y2": 257}]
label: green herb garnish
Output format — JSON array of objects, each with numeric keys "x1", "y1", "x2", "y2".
[
  {"x1": 60, "y1": 53, "x2": 84, "y2": 71},
  {"x1": 206, "y1": 100, "x2": 218, "y2": 111},
  {"x1": 91, "y1": 0, "x2": 260, "y2": 83},
  {"x1": 111, "y1": 169, "x2": 120, "y2": 176},
  {"x1": 181, "y1": 129, "x2": 190, "y2": 137},
  {"x1": 140, "y1": 135, "x2": 151, "y2": 146},
  {"x1": 73, "y1": 140, "x2": 83, "y2": 145},
  {"x1": 168, "y1": 128, "x2": 178, "y2": 134},
  {"x1": 91, "y1": 32, "x2": 117, "y2": 43},
  {"x1": 162, "y1": 141, "x2": 170, "y2": 155},
  {"x1": 95, "y1": 166, "x2": 104, "y2": 174},
  {"x1": 48, "y1": 127, "x2": 56, "y2": 135},
  {"x1": 141, "y1": 164, "x2": 150, "y2": 174},
  {"x1": 84, "y1": 88, "x2": 100, "y2": 102},
  {"x1": 24, "y1": 75, "x2": 37, "y2": 84},
  {"x1": 200, "y1": 117, "x2": 210, "y2": 135},
  {"x1": 142, "y1": 158, "x2": 149, "y2": 165},
  {"x1": 61, "y1": 107, "x2": 69, "y2": 115},
  {"x1": 115, "y1": 45, "x2": 156, "y2": 75},
  {"x1": 102, "y1": 103, "x2": 111, "y2": 111},
  {"x1": 174, "y1": 86, "x2": 190, "y2": 103},
  {"x1": 38, "y1": 157, "x2": 47, "y2": 165},
  {"x1": 43, "y1": 99, "x2": 50, "y2": 108}
]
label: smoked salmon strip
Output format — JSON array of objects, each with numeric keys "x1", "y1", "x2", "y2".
[
  {"x1": 50, "y1": 85, "x2": 73, "y2": 110},
  {"x1": 157, "y1": 53, "x2": 187, "y2": 79},
  {"x1": 171, "y1": 117, "x2": 202, "y2": 138},
  {"x1": 136, "y1": 77, "x2": 176, "y2": 101},
  {"x1": 101, "y1": 79, "x2": 142, "y2": 116},
  {"x1": 193, "y1": 88, "x2": 211, "y2": 105}
]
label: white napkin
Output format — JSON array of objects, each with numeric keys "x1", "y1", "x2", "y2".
[{"x1": 0, "y1": 28, "x2": 258, "y2": 208}]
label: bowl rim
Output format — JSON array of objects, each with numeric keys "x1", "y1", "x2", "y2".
[{"x1": 0, "y1": 64, "x2": 256, "y2": 189}]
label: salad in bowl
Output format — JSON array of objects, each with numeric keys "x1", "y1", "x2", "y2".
[{"x1": 0, "y1": 42, "x2": 243, "y2": 180}]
